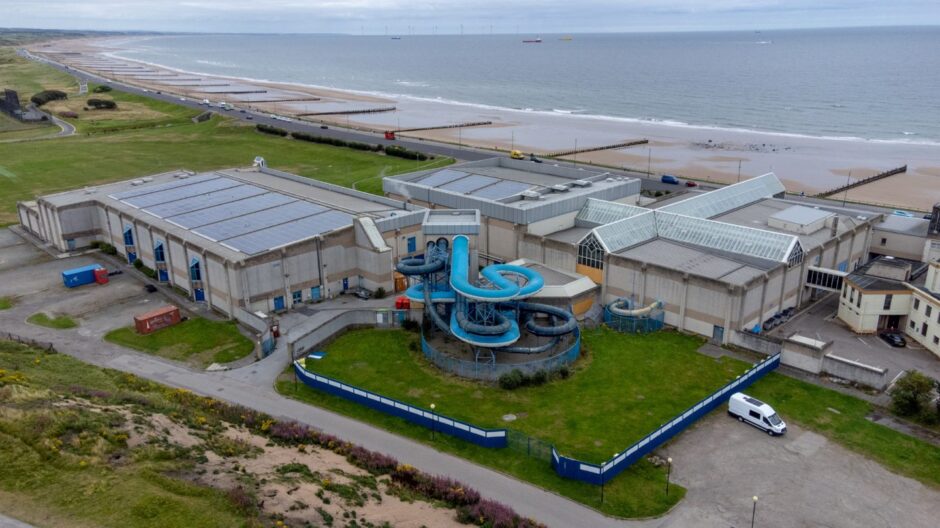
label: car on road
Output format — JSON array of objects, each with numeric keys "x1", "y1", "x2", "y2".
[
  {"x1": 320, "y1": 125, "x2": 329, "y2": 129},
  {"x1": 661, "y1": 174, "x2": 680, "y2": 185},
  {"x1": 246, "y1": 115, "x2": 253, "y2": 120},
  {"x1": 879, "y1": 332, "x2": 907, "y2": 347},
  {"x1": 685, "y1": 180, "x2": 698, "y2": 187}
]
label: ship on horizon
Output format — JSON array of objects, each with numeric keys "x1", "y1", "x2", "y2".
[{"x1": 522, "y1": 37, "x2": 542, "y2": 43}]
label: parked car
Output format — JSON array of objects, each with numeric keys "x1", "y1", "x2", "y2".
[
  {"x1": 879, "y1": 332, "x2": 907, "y2": 347},
  {"x1": 685, "y1": 180, "x2": 698, "y2": 187},
  {"x1": 728, "y1": 392, "x2": 787, "y2": 436},
  {"x1": 353, "y1": 289, "x2": 372, "y2": 300},
  {"x1": 144, "y1": 284, "x2": 158, "y2": 293},
  {"x1": 320, "y1": 125, "x2": 329, "y2": 129},
  {"x1": 661, "y1": 174, "x2": 680, "y2": 185},
  {"x1": 246, "y1": 115, "x2": 253, "y2": 120}
]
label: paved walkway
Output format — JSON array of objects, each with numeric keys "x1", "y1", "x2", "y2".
[{"x1": 0, "y1": 514, "x2": 33, "y2": 528}]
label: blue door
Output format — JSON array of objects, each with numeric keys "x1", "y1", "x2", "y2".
[
  {"x1": 342, "y1": 277, "x2": 349, "y2": 291},
  {"x1": 273, "y1": 296, "x2": 285, "y2": 311},
  {"x1": 194, "y1": 288, "x2": 205, "y2": 302},
  {"x1": 311, "y1": 286, "x2": 321, "y2": 301},
  {"x1": 158, "y1": 269, "x2": 169, "y2": 282},
  {"x1": 407, "y1": 236, "x2": 416, "y2": 253},
  {"x1": 66, "y1": 239, "x2": 76, "y2": 251},
  {"x1": 127, "y1": 252, "x2": 137, "y2": 264}
]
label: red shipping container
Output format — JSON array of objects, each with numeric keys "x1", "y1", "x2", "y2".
[
  {"x1": 134, "y1": 305, "x2": 181, "y2": 335},
  {"x1": 94, "y1": 268, "x2": 109, "y2": 285}
]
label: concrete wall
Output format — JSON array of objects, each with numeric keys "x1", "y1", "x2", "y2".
[
  {"x1": 870, "y1": 230, "x2": 926, "y2": 261},
  {"x1": 821, "y1": 354, "x2": 889, "y2": 390},
  {"x1": 729, "y1": 330, "x2": 783, "y2": 356},
  {"x1": 287, "y1": 309, "x2": 404, "y2": 359},
  {"x1": 905, "y1": 289, "x2": 940, "y2": 359},
  {"x1": 527, "y1": 210, "x2": 577, "y2": 237}
]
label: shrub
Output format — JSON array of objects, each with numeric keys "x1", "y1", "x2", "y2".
[
  {"x1": 133, "y1": 258, "x2": 144, "y2": 270},
  {"x1": 290, "y1": 131, "x2": 382, "y2": 152},
  {"x1": 374, "y1": 287, "x2": 386, "y2": 299},
  {"x1": 256, "y1": 123, "x2": 288, "y2": 136},
  {"x1": 498, "y1": 369, "x2": 525, "y2": 390},
  {"x1": 30, "y1": 90, "x2": 67, "y2": 106},
  {"x1": 86, "y1": 98, "x2": 117, "y2": 110},
  {"x1": 92, "y1": 85, "x2": 113, "y2": 93},
  {"x1": 58, "y1": 111, "x2": 78, "y2": 119},
  {"x1": 401, "y1": 319, "x2": 420, "y2": 333},
  {"x1": 385, "y1": 145, "x2": 428, "y2": 161},
  {"x1": 890, "y1": 370, "x2": 935, "y2": 416},
  {"x1": 530, "y1": 369, "x2": 548, "y2": 386},
  {"x1": 226, "y1": 485, "x2": 257, "y2": 516}
]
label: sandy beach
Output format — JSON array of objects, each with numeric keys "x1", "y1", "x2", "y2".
[{"x1": 29, "y1": 37, "x2": 940, "y2": 211}]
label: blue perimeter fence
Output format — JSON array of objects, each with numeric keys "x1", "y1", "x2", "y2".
[
  {"x1": 552, "y1": 353, "x2": 781, "y2": 485},
  {"x1": 293, "y1": 360, "x2": 508, "y2": 448},
  {"x1": 421, "y1": 328, "x2": 581, "y2": 382}
]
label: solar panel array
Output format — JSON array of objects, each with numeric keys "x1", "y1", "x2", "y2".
[
  {"x1": 470, "y1": 180, "x2": 532, "y2": 200},
  {"x1": 416, "y1": 168, "x2": 533, "y2": 201},
  {"x1": 440, "y1": 174, "x2": 498, "y2": 193},
  {"x1": 110, "y1": 174, "x2": 354, "y2": 256}
]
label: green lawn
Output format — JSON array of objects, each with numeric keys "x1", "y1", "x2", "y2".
[
  {"x1": 0, "y1": 113, "x2": 58, "y2": 141},
  {"x1": 104, "y1": 318, "x2": 255, "y2": 367},
  {"x1": 0, "y1": 297, "x2": 13, "y2": 310},
  {"x1": 278, "y1": 327, "x2": 750, "y2": 517},
  {"x1": 26, "y1": 312, "x2": 77, "y2": 329},
  {"x1": 748, "y1": 372, "x2": 940, "y2": 488},
  {"x1": 0, "y1": 47, "x2": 78, "y2": 99}
]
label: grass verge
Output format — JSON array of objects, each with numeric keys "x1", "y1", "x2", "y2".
[
  {"x1": 104, "y1": 318, "x2": 254, "y2": 367},
  {"x1": 26, "y1": 312, "x2": 77, "y2": 329},
  {"x1": 0, "y1": 297, "x2": 13, "y2": 310}
]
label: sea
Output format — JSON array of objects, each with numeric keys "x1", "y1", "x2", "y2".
[{"x1": 111, "y1": 26, "x2": 940, "y2": 144}]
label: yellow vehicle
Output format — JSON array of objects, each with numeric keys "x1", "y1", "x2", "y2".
[{"x1": 510, "y1": 150, "x2": 525, "y2": 160}]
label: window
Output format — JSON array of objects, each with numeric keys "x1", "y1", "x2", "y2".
[
  {"x1": 154, "y1": 242, "x2": 165, "y2": 263},
  {"x1": 406, "y1": 236, "x2": 416, "y2": 253},
  {"x1": 856, "y1": 292, "x2": 861, "y2": 308},
  {"x1": 910, "y1": 320, "x2": 916, "y2": 329},
  {"x1": 914, "y1": 299, "x2": 920, "y2": 310},
  {"x1": 922, "y1": 323, "x2": 928, "y2": 337},
  {"x1": 883, "y1": 295, "x2": 893, "y2": 310},
  {"x1": 849, "y1": 289, "x2": 854, "y2": 303},
  {"x1": 880, "y1": 238, "x2": 887, "y2": 245},
  {"x1": 577, "y1": 234, "x2": 605, "y2": 270},
  {"x1": 748, "y1": 410, "x2": 761, "y2": 420},
  {"x1": 292, "y1": 290, "x2": 302, "y2": 305},
  {"x1": 934, "y1": 336, "x2": 939, "y2": 345},
  {"x1": 842, "y1": 285, "x2": 848, "y2": 299},
  {"x1": 927, "y1": 306, "x2": 933, "y2": 317},
  {"x1": 122, "y1": 225, "x2": 134, "y2": 246},
  {"x1": 189, "y1": 258, "x2": 201, "y2": 281}
]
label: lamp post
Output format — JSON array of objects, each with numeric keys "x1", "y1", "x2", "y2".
[
  {"x1": 430, "y1": 403, "x2": 436, "y2": 440},
  {"x1": 751, "y1": 495, "x2": 758, "y2": 528},
  {"x1": 665, "y1": 457, "x2": 673, "y2": 496}
]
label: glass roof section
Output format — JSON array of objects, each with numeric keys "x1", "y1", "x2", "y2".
[
  {"x1": 440, "y1": 174, "x2": 499, "y2": 193},
  {"x1": 658, "y1": 173, "x2": 785, "y2": 219},
  {"x1": 470, "y1": 180, "x2": 532, "y2": 200},
  {"x1": 416, "y1": 169, "x2": 468, "y2": 187},
  {"x1": 576, "y1": 198, "x2": 649, "y2": 227},
  {"x1": 590, "y1": 211, "x2": 657, "y2": 252}
]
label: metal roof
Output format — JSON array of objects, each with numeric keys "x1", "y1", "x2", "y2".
[
  {"x1": 769, "y1": 205, "x2": 833, "y2": 225},
  {"x1": 658, "y1": 172, "x2": 785, "y2": 219}
]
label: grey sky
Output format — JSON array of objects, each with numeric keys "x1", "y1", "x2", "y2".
[{"x1": 4, "y1": 0, "x2": 940, "y2": 34}]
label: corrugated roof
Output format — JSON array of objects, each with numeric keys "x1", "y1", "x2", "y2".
[
  {"x1": 658, "y1": 172, "x2": 785, "y2": 219},
  {"x1": 769, "y1": 205, "x2": 834, "y2": 225}
]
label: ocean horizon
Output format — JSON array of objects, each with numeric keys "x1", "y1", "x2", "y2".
[{"x1": 108, "y1": 26, "x2": 940, "y2": 144}]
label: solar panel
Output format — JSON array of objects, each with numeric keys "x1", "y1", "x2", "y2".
[
  {"x1": 469, "y1": 180, "x2": 532, "y2": 200},
  {"x1": 123, "y1": 178, "x2": 241, "y2": 208},
  {"x1": 193, "y1": 200, "x2": 327, "y2": 241},
  {"x1": 168, "y1": 193, "x2": 296, "y2": 228},
  {"x1": 110, "y1": 173, "x2": 218, "y2": 200},
  {"x1": 223, "y1": 210, "x2": 353, "y2": 254},
  {"x1": 143, "y1": 184, "x2": 267, "y2": 218},
  {"x1": 440, "y1": 175, "x2": 499, "y2": 193},
  {"x1": 416, "y1": 169, "x2": 468, "y2": 187}
]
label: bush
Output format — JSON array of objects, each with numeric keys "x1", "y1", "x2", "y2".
[
  {"x1": 133, "y1": 258, "x2": 144, "y2": 270},
  {"x1": 30, "y1": 90, "x2": 67, "y2": 106},
  {"x1": 498, "y1": 367, "x2": 568, "y2": 390},
  {"x1": 86, "y1": 98, "x2": 117, "y2": 110},
  {"x1": 498, "y1": 369, "x2": 525, "y2": 390},
  {"x1": 256, "y1": 123, "x2": 288, "y2": 136},
  {"x1": 58, "y1": 111, "x2": 78, "y2": 119},
  {"x1": 384, "y1": 145, "x2": 428, "y2": 161},
  {"x1": 92, "y1": 85, "x2": 113, "y2": 93},
  {"x1": 890, "y1": 370, "x2": 935, "y2": 416},
  {"x1": 96, "y1": 242, "x2": 117, "y2": 256},
  {"x1": 290, "y1": 131, "x2": 382, "y2": 152},
  {"x1": 374, "y1": 287, "x2": 386, "y2": 299},
  {"x1": 401, "y1": 319, "x2": 420, "y2": 333}
]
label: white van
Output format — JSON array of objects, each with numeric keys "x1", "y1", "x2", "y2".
[{"x1": 728, "y1": 392, "x2": 787, "y2": 436}]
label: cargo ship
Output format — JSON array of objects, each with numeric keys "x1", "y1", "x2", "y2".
[{"x1": 522, "y1": 37, "x2": 542, "y2": 43}]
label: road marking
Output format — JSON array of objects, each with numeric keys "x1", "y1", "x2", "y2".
[{"x1": 857, "y1": 337, "x2": 871, "y2": 348}]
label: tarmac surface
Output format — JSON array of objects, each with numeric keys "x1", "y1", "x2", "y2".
[{"x1": 1, "y1": 228, "x2": 940, "y2": 527}]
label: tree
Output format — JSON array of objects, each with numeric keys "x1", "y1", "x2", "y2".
[{"x1": 890, "y1": 370, "x2": 934, "y2": 416}]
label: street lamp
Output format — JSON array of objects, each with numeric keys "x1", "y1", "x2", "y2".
[
  {"x1": 751, "y1": 495, "x2": 758, "y2": 528},
  {"x1": 430, "y1": 403, "x2": 436, "y2": 440},
  {"x1": 665, "y1": 457, "x2": 673, "y2": 496}
]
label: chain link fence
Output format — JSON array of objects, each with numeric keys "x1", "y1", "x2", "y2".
[{"x1": 506, "y1": 429, "x2": 554, "y2": 462}]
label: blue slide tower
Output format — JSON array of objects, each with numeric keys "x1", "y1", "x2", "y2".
[{"x1": 397, "y1": 235, "x2": 578, "y2": 357}]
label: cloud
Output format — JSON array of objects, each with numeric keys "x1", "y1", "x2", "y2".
[{"x1": 4, "y1": 0, "x2": 939, "y2": 33}]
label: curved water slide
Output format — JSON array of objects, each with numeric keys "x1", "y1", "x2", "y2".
[{"x1": 607, "y1": 298, "x2": 664, "y2": 317}]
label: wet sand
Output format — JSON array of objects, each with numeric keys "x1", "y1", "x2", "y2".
[{"x1": 30, "y1": 37, "x2": 940, "y2": 211}]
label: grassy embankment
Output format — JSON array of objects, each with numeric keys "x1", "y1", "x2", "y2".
[
  {"x1": 279, "y1": 327, "x2": 940, "y2": 517},
  {"x1": 0, "y1": 46, "x2": 452, "y2": 225},
  {"x1": 105, "y1": 319, "x2": 255, "y2": 367},
  {"x1": 0, "y1": 48, "x2": 74, "y2": 141}
]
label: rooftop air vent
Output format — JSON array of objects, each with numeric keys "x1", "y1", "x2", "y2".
[
  {"x1": 551, "y1": 184, "x2": 570, "y2": 192},
  {"x1": 130, "y1": 179, "x2": 144, "y2": 186},
  {"x1": 521, "y1": 190, "x2": 542, "y2": 200},
  {"x1": 570, "y1": 180, "x2": 592, "y2": 187},
  {"x1": 141, "y1": 177, "x2": 153, "y2": 182}
]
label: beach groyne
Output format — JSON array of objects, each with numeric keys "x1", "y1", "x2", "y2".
[
  {"x1": 547, "y1": 138, "x2": 648, "y2": 157},
  {"x1": 298, "y1": 106, "x2": 396, "y2": 116},
  {"x1": 816, "y1": 165, "x2": 907, "y2": 198},
  {"x1": 396, "y1": 121, "x2": 492, "y2": 133}
]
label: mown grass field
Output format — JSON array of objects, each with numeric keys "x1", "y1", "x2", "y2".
[
  {"x1": 0, "y1": 47, "x2": 452, "y2": 225},
  {"x1": 0, "y1": 47, "x2": 77, "y2": 98},
  {"x1": 104, "y1": 318, "x2": 255, "y2": 367},
  {"x1": 278, "y1": 327, "x2": 751, "y2": 517},
  {"x1": 0, "y1": 112, "x2": 57, "y2": 141}
]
